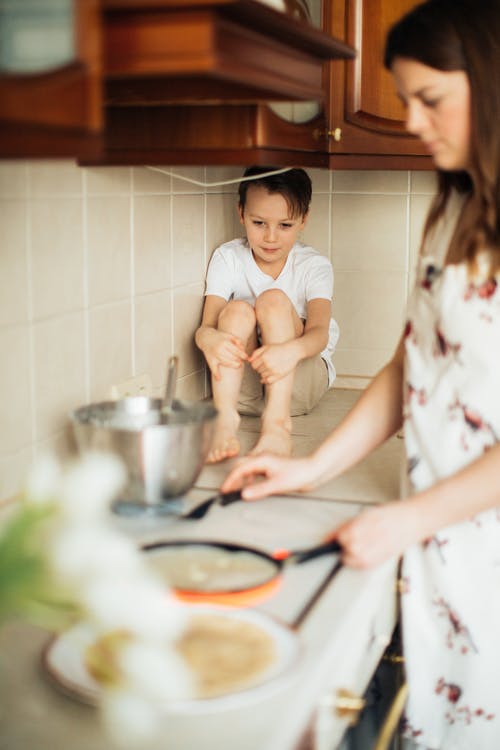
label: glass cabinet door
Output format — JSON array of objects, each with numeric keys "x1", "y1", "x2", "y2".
[
  {"x1": 268, "y1": 0, "x2": 323, "y2": 125},
  {"x1": 0, "y1": 0, "x2": 102, "y2": 158},
  {"x1": 0, "y1": 0, "x2": 75, "y2": 74}
]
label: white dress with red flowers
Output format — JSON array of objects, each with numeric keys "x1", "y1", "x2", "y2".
[{"x1": 401, "y1": 193, "x2": 500, "y2": 749}]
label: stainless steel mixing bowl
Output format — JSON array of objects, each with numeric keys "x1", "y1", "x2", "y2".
[{"x1": 70, "y1": 397, "x2": 217, "y2": 513}]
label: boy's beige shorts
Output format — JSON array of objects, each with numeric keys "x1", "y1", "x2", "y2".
[{"x1": 236, "y1": 354, "x2": 329, "y2": 417}]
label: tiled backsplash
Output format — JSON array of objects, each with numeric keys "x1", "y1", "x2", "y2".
[{"x1": 0, "y1": 161, "x2": 436, "y2": 500}]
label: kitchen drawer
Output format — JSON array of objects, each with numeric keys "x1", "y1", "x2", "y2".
[{"x1": 312, "y1": 568, "x2": 398, "y2": 749}]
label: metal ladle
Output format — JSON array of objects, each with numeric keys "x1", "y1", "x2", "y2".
[{"x1": 161, "y1": 355, "x2": 178, "y2": 415}]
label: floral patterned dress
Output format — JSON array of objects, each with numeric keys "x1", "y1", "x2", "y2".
[{"x1": 400, "y1": 193, "x2": 500, "y2": 749}]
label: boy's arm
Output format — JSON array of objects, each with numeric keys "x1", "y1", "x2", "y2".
[
  {"x1": 195, "y1": 295, "x2": 226, "y2": 345},
  {"x1": 297, "y1": 297, "x2": 331, "y2": 358},
  {"x1": 195, "y1": 295, "x2": 247, "y2": 379},
  {"x1": 276, "y1": 297, "x2": 331, "y2": 365}
]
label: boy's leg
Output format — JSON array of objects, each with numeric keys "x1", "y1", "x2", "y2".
[
  {"x1": 237, "y1": 363, "x2": 265, "y2": 416},
  {"x1": 207, "y1": 300, "x2": 257, "y2": 463},
  {"x1": 250, "y1": 290, "x2": 303, "y2": 457},
  {"x1": 290, "y1": 355, "x2": 329, "y2": 416}
]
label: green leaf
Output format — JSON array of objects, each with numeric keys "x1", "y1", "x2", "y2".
[{"x1": 0, "y1": 502, "x2": 78, "y2": 630}]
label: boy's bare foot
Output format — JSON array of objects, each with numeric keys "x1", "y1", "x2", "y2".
[
  {"x1": 206, "y1": 414, "x2": 241, "y2": 463},
  {"x1": 250, "y1": 422, "x2": 292, "y2": 458}
]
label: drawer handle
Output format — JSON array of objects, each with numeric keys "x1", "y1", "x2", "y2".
[{"x1": 321, "y1": 688, "x2": 366, "y2": 726}]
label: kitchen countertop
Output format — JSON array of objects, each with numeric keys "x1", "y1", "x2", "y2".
[
  {"x1": 197, "y1": 387, "x2": 404, "y2": 504},
  {"x1": 0, "y1": 388, "x2": 401, "y2": 750}
]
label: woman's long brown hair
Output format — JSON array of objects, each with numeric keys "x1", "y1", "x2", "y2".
[{"x1": 384, "y1": 0, "x2": 500, "y2": 273}]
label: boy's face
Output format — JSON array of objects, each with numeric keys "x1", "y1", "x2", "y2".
[{"x1": 239, "y1": 186, "x2": 307, "y2": 275}]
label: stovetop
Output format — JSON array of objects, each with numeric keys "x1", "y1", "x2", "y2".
[{"x1": 110, "y1": 488, "x2": 362, "y2": 628}]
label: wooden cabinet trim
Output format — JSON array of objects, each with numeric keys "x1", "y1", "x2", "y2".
[
  {"x1": 105, "y1": 13, "x2": 326, "y2": 101},
  {"x1": 103, "y1": 0, "x2": 355, "y2": 60},
  {"x1": 102, "y1": 1, "x2": 354, "y2": 103}
]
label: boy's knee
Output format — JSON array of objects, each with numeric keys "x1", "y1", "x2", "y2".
[
  {"x1": 255, "y1": 289, "x2": 292, "y2": 317},
  {"x1": 219, "y1": 300, "x2": 255, "y2": 328}
]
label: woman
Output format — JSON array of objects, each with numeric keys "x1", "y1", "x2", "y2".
[{"x1": 221, "y1": 0, "x2": 500, "y2": 746}]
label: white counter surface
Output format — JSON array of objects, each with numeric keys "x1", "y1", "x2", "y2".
[
  {"x1": 0, "y1": 389, "x2": 400, "y2": 750},
  {"x1": 197, "y1": 388, "x2": 403, "y2": 505},
  {"x1": 0, "y1": 490, "x2": 397, "y2": 750}
]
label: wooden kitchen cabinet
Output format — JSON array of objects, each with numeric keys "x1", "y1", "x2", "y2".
[
  {"x1": 0, "y1": 0, "x2": 103, "y2": 159},
  {"x1": 325, "y1": 0, "x2": 433, "y2": 169},
  {"x1": 226, "y1": 0, "x2": 434, "y2": 170},
  {"x1": 102, "y1": 0, "x2": 354, "y2": 105},
  {"x1": 1, "y1": 0, "x2": 433, "y2": 169},
  {"x1": 92, "y1": 103, "x2": 333, "y2": 167},
  {"x1": 83, "y1": 0, "x2": 354, "y2": 167},
  {"x1": 97, "y1": 0, "x2": 433, "y2": 169},
  {"x1": 0, "y1": 0, "x2": 353, "y2": 164}
]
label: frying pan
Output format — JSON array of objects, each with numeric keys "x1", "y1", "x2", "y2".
[{"x1": 142, "y1": 537, "x2": 342, "y2": 607}]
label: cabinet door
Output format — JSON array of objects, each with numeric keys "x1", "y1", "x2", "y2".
[
  {"x1": 0, "y1": 0, "x2": 102, "y2": 158},
  {"x1": 325, "y1": 0, "x2": 432, "y2": 169}
]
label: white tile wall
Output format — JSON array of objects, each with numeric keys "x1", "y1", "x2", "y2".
[{"x1": 0, "y1": 161, "x2": 436, "y2": 500}]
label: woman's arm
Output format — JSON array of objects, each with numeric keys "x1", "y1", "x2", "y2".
[
  {"x1": 411, "y1": 442, "x2": 500, "y2": 536},
  {"x1": 331, "y1": 442, "x2": 500, "y2": 568},
  {"x1": 222, "y1": 335, "x2": 405, "y2": 497}
]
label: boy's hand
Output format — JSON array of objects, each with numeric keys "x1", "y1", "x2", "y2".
[
  {"x1": 201, "y1": 329, "x2": 247, "y2": 381},
  {"x1": 249, "y1": 342, "x2": 299, "y2": 384}
]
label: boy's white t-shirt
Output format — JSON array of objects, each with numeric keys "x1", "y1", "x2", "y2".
[{"x1": 204, "y1": 238, "x2": 339, "y2": 386}]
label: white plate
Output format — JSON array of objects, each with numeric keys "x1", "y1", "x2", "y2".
[{"x1": 42, "y1": 605, "x2": 302, "y2": 714}]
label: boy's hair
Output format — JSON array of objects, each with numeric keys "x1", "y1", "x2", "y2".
[{"x1": 238, "y1": 166, "x2": 312, "y2": 219}]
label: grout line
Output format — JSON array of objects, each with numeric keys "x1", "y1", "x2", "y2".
[
  {"x1": 169, "y1": 168, "x2": 176, "y2": 378},
  {"x1": 130, "y1": 168, "x2": 136, "y2": 376},
  {"x1": 26, "y1": 161, "x2": 37, "y2": 456},
  {"x1": 82, "y1": 168, "x2": 90, "y2": 403},
  {"x1": 202, "y1": 176, "x2": 209, "y2": 397}
]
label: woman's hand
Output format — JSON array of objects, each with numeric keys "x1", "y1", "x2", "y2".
[
  {"x1": 221, "y1": 453, "x2": 321, "y2": 499},
  {"x1": 249, "y1": 342, "x2": 300, "y2": 384},
  {"x1": 329, "y1": 500, "x2": 423, "y2": 569},
  {"x1": 199, "y1": 329, "x2": 247, "y2": 381}
]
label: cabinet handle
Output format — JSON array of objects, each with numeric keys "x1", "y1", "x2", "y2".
[
  {"x1": 312, "y1": 127, "x2": 342, "y2": 142},
  {"x1": 320, "y1": 688, "x2": 366, "y2": 726}
]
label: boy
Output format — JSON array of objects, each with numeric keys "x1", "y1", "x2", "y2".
[{"x1": 195, "y1": 166, "x2": 339, "y2": 463}]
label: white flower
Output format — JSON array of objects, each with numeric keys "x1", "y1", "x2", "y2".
[
  {"x1": 59, "y1": 452, "x2": 127, "y2": 523},
  {"x1": 23, "y1": 453, "x2": 61, "y2": 506},
  {"x1": 83, "y1": 576, "x2": 187, "y2": 641},
  {"x1": 100, "y1": 688, "x2": 162, "y2": 749},
  {"x1": 50, "y1": 526, "x2": 143, "y2": 588},
  {"x1": 99, "y1": 642, "x2": 194, "y2": 749},
  {"x1": 18, "y1": 450, "x2": 198, "y2": 750},
  {"x1": 119, "y1": 640, "x2": 193, "y2": 702}
]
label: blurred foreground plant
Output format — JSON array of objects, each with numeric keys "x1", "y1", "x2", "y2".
[
  {"x1": 0, "y1": 452, "x2": 193, "y2": 748},
  {"x1": 0, "y1": 501, "x2": 77, "y2": 628}
]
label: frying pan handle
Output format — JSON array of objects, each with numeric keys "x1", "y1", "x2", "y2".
[{"x1": 291, "y1": 539, "x2": 342, "y2": 564}]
